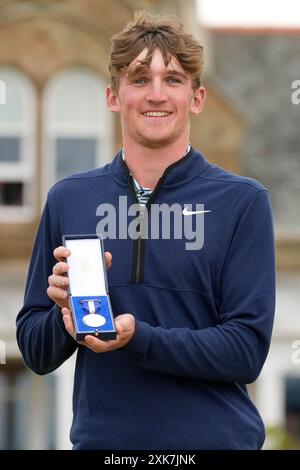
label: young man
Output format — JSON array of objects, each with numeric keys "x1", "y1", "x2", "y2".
[{"x1": 17, "y1": 12, "x2": 275, "y2": 449}]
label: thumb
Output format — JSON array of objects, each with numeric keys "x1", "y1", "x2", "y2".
[{"x1": 115, "y1": 313, "x2": 135, "y2": 335}]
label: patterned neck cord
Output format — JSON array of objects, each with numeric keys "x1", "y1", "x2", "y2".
[{"x1": 122, "y1": 144, "x2": 191, "y2": 206}]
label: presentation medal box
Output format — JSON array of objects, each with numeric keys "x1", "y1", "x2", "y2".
[{"x1": 63, "y1": 234, "x2": 116, "y2": 341}]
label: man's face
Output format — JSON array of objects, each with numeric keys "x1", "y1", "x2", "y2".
[{"x1": 107, "y1": 48, "x2": 205, "y2": 149}]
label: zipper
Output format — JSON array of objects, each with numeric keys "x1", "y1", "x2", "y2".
[
  {"x1": 133, "y1": 205, "x2": 146, "y2": 283},
  {"x1": 131, "y1": 175, "x2": 166, "y2": 283},
  {"x1": 127, "y1": 173, "x2": 147, "y2": 283}
]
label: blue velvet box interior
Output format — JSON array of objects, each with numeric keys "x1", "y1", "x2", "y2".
[
  {"x1": 71, "y1": 295, "x2": 116, "y2": 341},
  {"x1": 63, "y1": 234, "x2": 116, "y2": 341}
]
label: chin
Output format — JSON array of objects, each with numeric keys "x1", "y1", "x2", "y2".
[
  {"x1": 136, "y1": 132, "x2": 178, "y2": 149},
  {"x1": 140, "y1": 138, "x2": 172, "y2": 149}
]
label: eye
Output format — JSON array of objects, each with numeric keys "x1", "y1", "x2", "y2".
[
  {"x1": 166, "y1": 77, "x2": 182, "y2": 84},
  {"x1": 133, "y1": 77, "x2": 148, "y2": 85}
]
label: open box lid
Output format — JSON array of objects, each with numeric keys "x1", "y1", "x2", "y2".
[{"x1": 62, "y1": 234, "x2": 108, "y2": 297}]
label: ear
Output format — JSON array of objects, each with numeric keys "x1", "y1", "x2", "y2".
[
  {"x1": 190, "y1": 86, "x2": 206, "y2": 115},
  {"x1": 106, "y1": 85, "x2": 120, "y2": 113}
]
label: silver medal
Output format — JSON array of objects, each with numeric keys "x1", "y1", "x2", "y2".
[
  {"x1": 82, "y1": 299, "x2": 106, "y2": 328},
  {"x1": 82, "y1": 313, "x2": 106, "y2": 327}
]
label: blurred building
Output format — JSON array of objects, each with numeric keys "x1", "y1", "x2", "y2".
[
  {"x1": 0, "y1": 0, "x2": 299, "y2": 449},
  {"x1": 209, "y1": 26, "x2": 300, "y2": 446}
]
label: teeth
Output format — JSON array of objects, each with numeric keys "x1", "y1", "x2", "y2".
[{"x1": 143, "y1": 112, "x2": 171, "y2": 117}]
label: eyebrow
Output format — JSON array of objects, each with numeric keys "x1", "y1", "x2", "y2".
[
  {"x1": 164, "y1": 69, "x2": 188, "y2": 79},
  {"x1": 128, "y1": 67, "x2": 188, "y2": 80}
]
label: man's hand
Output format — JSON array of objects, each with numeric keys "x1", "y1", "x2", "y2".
[
  {"x1": 62, "y1": 308, "x2": 136, "y2": 352},
  {"x1": 47, "y1": 246, "x2": 112, "y2": 309}
]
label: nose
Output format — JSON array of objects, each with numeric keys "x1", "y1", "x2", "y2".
[{"x1": 146, "y1": 80, "x2": 168, "y2": 103}]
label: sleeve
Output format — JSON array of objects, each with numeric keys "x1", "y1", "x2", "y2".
[
  {"x1": 16, "y1": 196, "x2": 78, "y2": 375},
  {"x1": 123, "y1": 190, "x2": 276, "y2": 383}
]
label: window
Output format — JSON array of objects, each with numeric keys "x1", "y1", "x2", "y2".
[
  {"x1": 0, "y1": 68, "x2": 36, "y2": 222},
  {"x1": 42, "y1": 69, "x2": 112, "y2": 200},
  {"x1": 0, "y1": 363, "x2": 56, "y2": 449}
]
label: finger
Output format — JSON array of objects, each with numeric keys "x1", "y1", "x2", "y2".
[
  {"x1": 62, "y1": 308, "x2": 75, "y2": 337},
  {"x1": 115, "y1": 313, "x2": 135, "y2": 335},
  {"x1": 104, "y1": 252, "x2": 112, "y2": 270},
  {"x1": 47, "y1": 285, "x2": 69, "y2": 301},
  {"x1": 61, "y1": 307, "x2": 72, "y2": 317},
  {"x1": 115, "y1": 321, "x2": 124, "y2": 336},
  {"x1": 53, "y1": 246, "x2": 71, "y2": 262},
  {"x1": 48, "y1": 274, "x2": 69, "y2": 288},
  {"x1": 53, "y1": 261, "x2": 69, "y2": 275}
]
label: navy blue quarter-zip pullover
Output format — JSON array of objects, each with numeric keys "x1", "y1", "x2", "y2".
[{"x1": 17, "y1": 147, "x2": 275, "y2": 449}]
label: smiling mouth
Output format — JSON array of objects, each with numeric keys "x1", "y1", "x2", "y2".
[{"x1": 143, "y1": 112, "x2": 172, "y2": 117}]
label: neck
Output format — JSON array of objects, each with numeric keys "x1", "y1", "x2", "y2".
[{"x1": 123, "y1": 137, "x2": 190, "y2": 190}]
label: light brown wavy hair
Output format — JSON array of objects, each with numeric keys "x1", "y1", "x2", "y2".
[{"x1": 108, "y1": 11, "x2": 204, "y2": 91}]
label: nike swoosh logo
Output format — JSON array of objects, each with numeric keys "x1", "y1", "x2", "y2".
[{"x1": 182, "y1": 208, "x2": 211, "y2": 216}]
